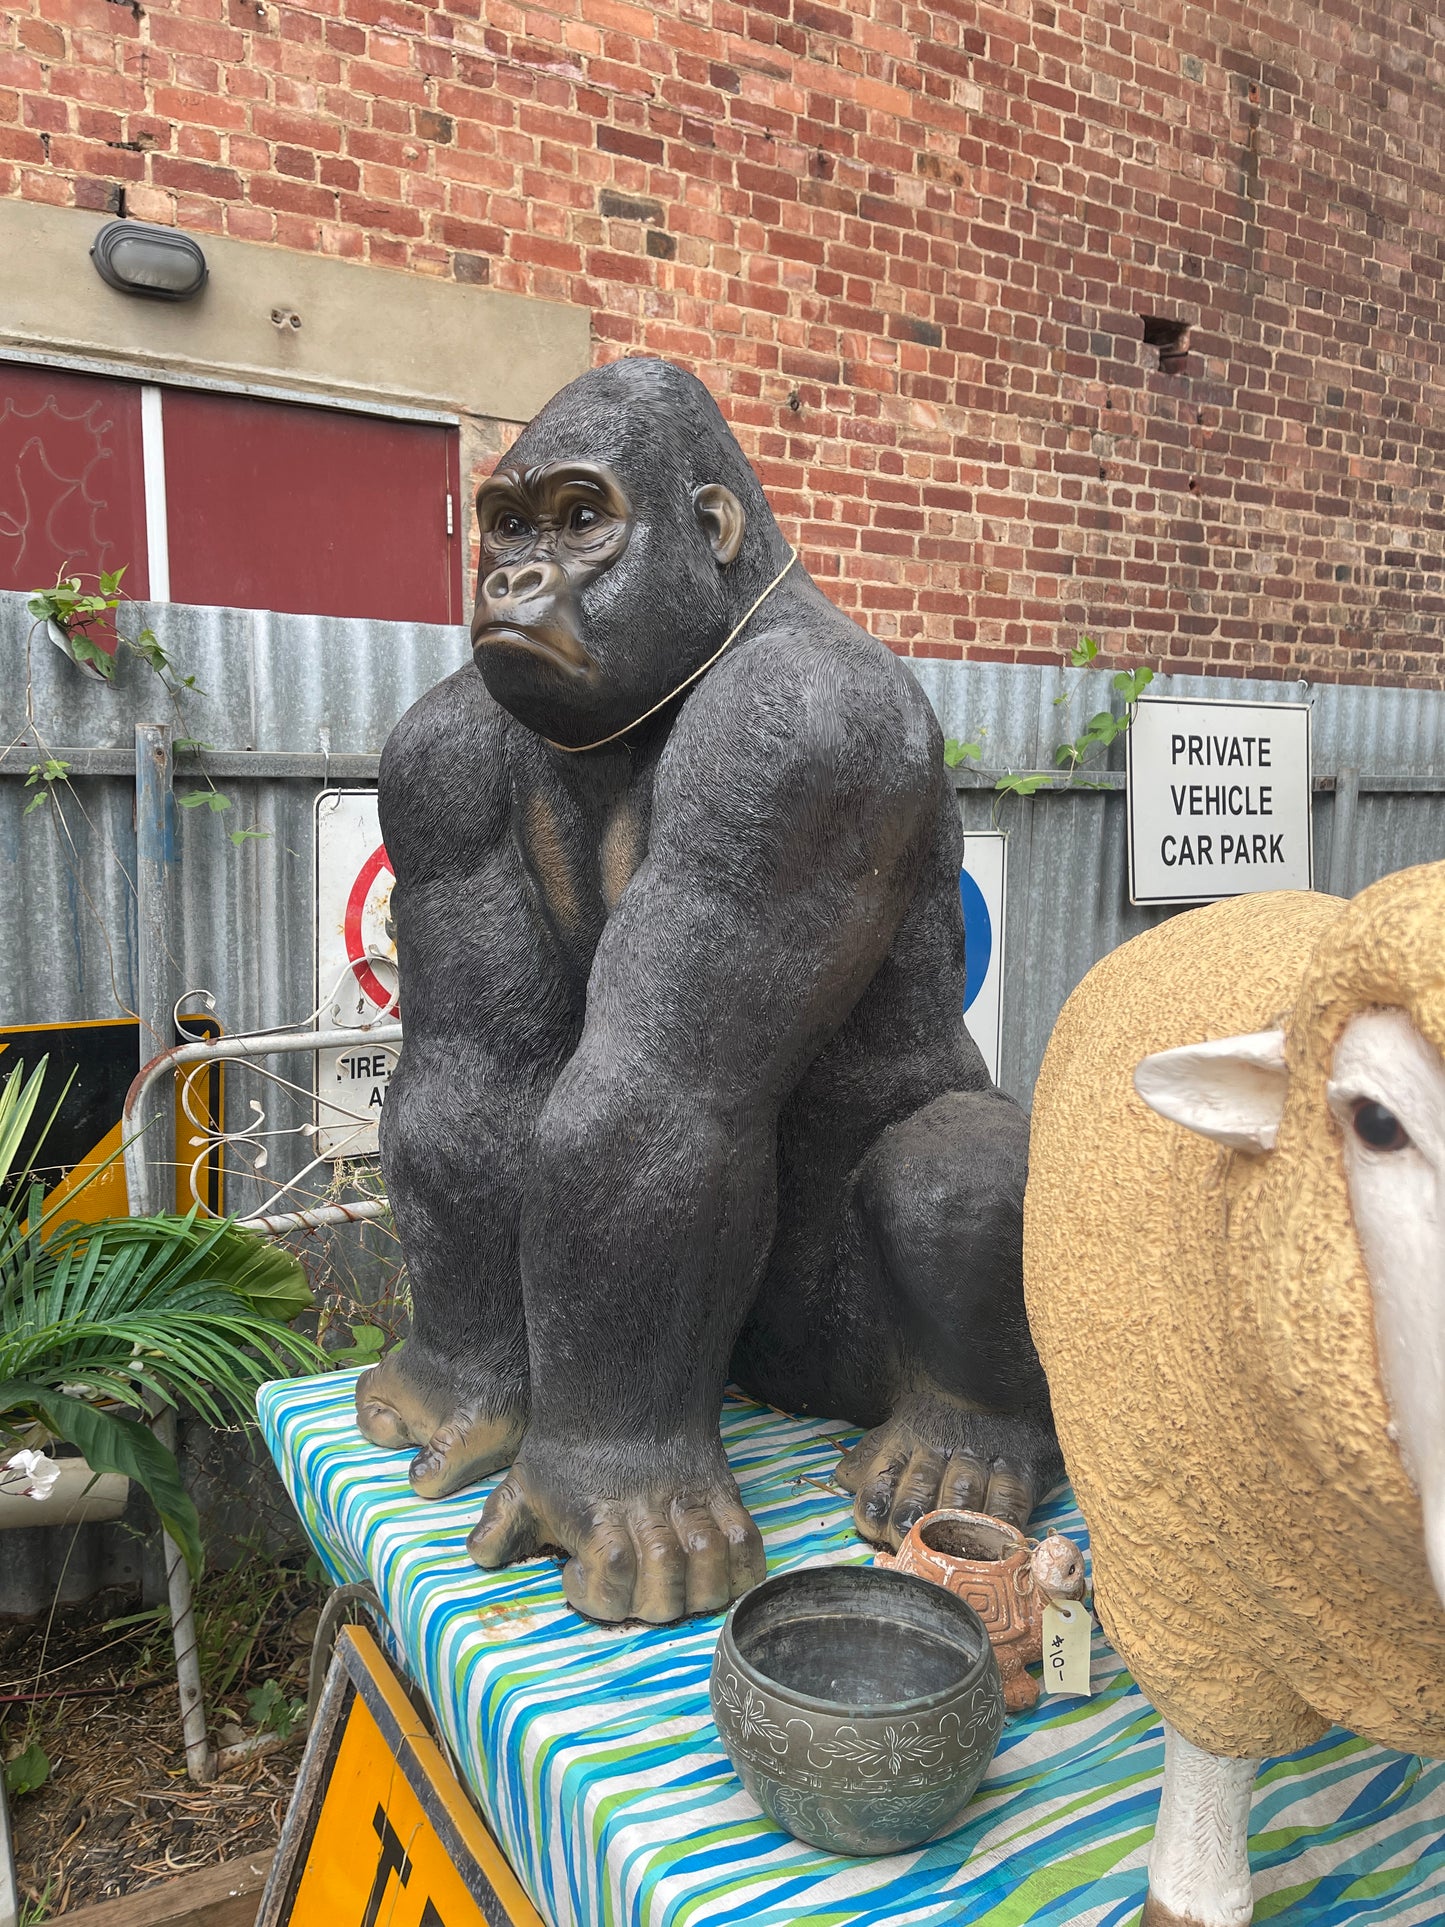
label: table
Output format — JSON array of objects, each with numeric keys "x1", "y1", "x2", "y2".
[{"x1": 260, "y1": 1375, "x2": 1445, "y2": 1926}]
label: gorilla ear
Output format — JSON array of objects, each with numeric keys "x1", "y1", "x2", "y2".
[{"x1": 692, "y1": 485, "x2": 746, "y2": 565}]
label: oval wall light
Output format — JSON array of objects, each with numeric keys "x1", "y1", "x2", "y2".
[{"x1": 91, "y1": 221, "x2": 209, "y2": 301}]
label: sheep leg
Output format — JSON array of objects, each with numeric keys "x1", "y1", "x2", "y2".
[{"x1": 1142, "y1": 1723, "x2": 1259, "y2": 1927}]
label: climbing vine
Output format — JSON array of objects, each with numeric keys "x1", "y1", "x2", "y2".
[
  {"x1": 23, "y1": 568, "x2": 267, "y2": 846},
  {"x1": 944, "y1": 635, "x2": 1155, "y2": 801}
]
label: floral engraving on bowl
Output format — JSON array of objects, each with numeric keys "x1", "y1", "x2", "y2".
[
  {"x1": 756, "y1": 1775, "x2": 960, "y2": 1856},
  {"x1": 811, "y1": 1719, "x2": 949, "y2": 1777},
  {"x1": 713, "y1": 1671, "x2": 793, "y2": 1754},
  {"x1": 714, "y1": 1666, "x2": 1005, "y2": 1796}
]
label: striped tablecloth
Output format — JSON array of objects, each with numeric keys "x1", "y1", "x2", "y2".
[{"x1": 259, "y1": 1375, "x2": 1445, "y2": 1926}]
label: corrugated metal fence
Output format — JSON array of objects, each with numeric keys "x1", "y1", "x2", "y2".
[
  {"x1": 5, "y1": 592, "x2": 1444, "y2": 1605},
  {"x1": 914, "y1": 660, "x2": 1445, "y2": 1100},
  {"x1": 6, "y1": 588, "x2": 1445, "y2": 1145}
]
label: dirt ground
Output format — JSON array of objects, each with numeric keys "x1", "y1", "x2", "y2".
[{"x1": 1, "y1": 1552, "x2": 326, "y2": 1919}]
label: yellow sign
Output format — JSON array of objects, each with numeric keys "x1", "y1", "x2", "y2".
[
  {"x1": 259, "y1": 1627, "x2": 544, "y2": 1927},
  {"x1": 0, "y1": 1017, "x2": 223, "y2": 1221}
]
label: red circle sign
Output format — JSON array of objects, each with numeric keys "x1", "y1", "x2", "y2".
[{"x1": 343, "y1": 844, "x2": 399, "y2": 1015}]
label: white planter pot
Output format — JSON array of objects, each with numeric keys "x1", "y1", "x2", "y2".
[{"x1": 0, "y1": 1457, "x2": 130, "y2": 1529}]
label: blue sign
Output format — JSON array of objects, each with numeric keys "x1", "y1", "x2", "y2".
[
  {"x1": 958, "y1": 834, "x2": 1007, "y2": 1086},
  {"x1": 959, "y1": 867, "x2": 992, "y2": 1014}
]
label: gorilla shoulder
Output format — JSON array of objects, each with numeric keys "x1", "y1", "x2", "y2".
[
  {"x1": 378, "y1": 665, "x2": 512, "y2": 869},
  {"x1": 659, "y1": 613, "x2": 941, "y2": 862}
]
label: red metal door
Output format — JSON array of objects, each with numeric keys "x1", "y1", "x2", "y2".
[
  {"x1": 0, "y1": 363, "x2": 149, "y2": 598},
  {"x1": 162, "y1": 390, "x2": 463, "y2": 623}
]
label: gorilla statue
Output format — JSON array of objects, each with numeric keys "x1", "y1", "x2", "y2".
[{"x1": 356, "y1": 357, "x2": 1060, "y2": 1624}]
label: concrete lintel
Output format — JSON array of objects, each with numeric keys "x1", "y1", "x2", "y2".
[{"x1": 0, "y1": 199, "x2": 591, "y2": 423}]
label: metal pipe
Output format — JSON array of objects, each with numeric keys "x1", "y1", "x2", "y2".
[
  {"x1": 0, "y1": 1765, "x2": 17, "y2": 1927},
  {"x1": 122, "y1": 1015, "x2": 402, "y2": 1778},
  {"x1": 235, "y1": 1201, "x2": 390, "y2": 1236},
  {"x1": 123, "y1": 1023, "x2": 403, "y2": 1218},
  {"x1": 135, "y1": 723, "x2": 176, "y2": 1205},
  {"x1": 0, "y1": 745, "x2": 383, "y2": 780},
  {"x1": 1328, "y1": 766, "x2": 1360, "y2": 899},
  {"x1": 153, "y1": 1408, "x2": 215, "y2": 1784},
  {"x1": 7, "y1": 744, "x2": 1445, "y2": 795}
]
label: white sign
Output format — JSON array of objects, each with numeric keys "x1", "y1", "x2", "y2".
[
  {"x1": 960, "y1": 832, "x2": 1007, "y2": 1085},
  {"x1": 314, "y1": 790, "x2": 400, "y2": 1159},
  {"x1": 1127, "y1": 697, "x2": 1312, "y2": 906}
]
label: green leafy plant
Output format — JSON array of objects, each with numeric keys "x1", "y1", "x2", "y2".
[
  {"x1": 326, "y1": 1322, "x2": 387, "y2": 1369},
  {"x1": 23, "y1": 758, "x2": 72, "y2": 817},
  {"x1": 24, "y1": 567, "x2": 269, "y2": 846},
  {"x1": 995, "y1": 636, "x2": 1155, "y2": 799},
  {"x1": 27, "y1": 569, "x2": 183, "y2": 691},
  {"x1": 245, "y1": 1676, "x2": 307, "y2": 1740},
  {"x1": 18, "y1": 1878, "x2": 57, "y2": 1925},
  {"x1": 943, "y1": 735, "x2": 982, "y2": 769},
  {"x1": 4, "y1": 1736, "x2": 51, "y2": 1798},
  {"x1": 0, "y1": 1058, "x2": 326, "y2": 1576}
]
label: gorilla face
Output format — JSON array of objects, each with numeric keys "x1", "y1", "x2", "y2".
[
  {"x1": 469, "y1": 359, "x2": 790, "y2": 748},
  {"x1": 472, "y1": 460, "x2": 634, "y2": 684}
]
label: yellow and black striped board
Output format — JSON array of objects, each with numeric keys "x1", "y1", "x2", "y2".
[
  {"x1": 0, "y1": 1016, "x2": 223, "y2": 1220},
  {"x1": 257, "y1": 1625, "x2": 544, "y2": 1927}
]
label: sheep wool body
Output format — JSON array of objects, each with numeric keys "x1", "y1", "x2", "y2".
[{"x1": 1024, "y1": 868, "x2": 1445, "y2": 1758}]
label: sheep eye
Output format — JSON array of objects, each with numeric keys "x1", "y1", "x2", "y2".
[{"x1": 1352, "y1": 1099, "x2": 1409, "y2": 1152}]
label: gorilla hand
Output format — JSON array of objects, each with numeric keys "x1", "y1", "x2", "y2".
[
  {"x1": 834, "y1": 1384, "x2": 1048, "y2": 1548},
  {"x1": 467, "y1": 1440, "x2": 766, "y2": 1623},
  {"x1": 355, "y1": 1339, "x2": 528, "y2": 1500}
]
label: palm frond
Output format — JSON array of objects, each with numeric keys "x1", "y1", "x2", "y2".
[
  {"x1": 0, "y1": 1057, "x2": 332, "y2": 1570},
  {"x1": 0, "y1": 1059, "x2": 55, "y2": 1196}
]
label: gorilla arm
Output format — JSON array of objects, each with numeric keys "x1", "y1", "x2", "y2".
[{"x1": 468, "y1": 636, "x2": 940, "y2": 1622}]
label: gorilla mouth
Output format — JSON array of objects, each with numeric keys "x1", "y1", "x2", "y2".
[{"x1": 473, "y1": 621, "x2": 594, "y2": 675}]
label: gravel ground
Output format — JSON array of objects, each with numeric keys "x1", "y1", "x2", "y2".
[{"x1": 1, "y1": 1554, "x2": 324, "y2": 1919}]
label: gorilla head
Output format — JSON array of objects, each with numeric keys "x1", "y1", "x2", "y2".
[{"x1": 470, "y1": 359, "x2": 795, "y2": 748}]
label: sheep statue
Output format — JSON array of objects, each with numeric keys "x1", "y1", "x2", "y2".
[{"x1": 1023, "y1": 863, "x2": 1445, "y2": 1927}]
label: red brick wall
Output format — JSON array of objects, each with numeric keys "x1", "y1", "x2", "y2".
[{"x1": 4, "y1": 0, "x2": 1443, "y2": 684}]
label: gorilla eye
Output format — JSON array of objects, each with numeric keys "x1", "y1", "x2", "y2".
[
  {"x1": 495, "y1": 512, "x2": 532, "y2": 542},
  {"x1": 569, "y1": 504, "x2": 601, "y2": 532},
  {"x1": 1352, "y1": 1098, "x2": 1410, "y2": 1152}
]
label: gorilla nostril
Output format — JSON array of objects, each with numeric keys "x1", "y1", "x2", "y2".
[
  {"x1": 483, "y1": 566, "x2": 511, "y2": 601},
  {"x1": 511, "y1": 566, "x2": 545, "y2": 598}
]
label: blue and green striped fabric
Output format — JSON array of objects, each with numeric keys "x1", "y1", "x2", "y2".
[{"x1": 259, "y1": 1375, "x2": 1445, "y2": 1926}]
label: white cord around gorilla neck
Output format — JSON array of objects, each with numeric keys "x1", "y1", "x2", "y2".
[{"x1": 543, "y1": 546, "x2": 799, "y2": 754}]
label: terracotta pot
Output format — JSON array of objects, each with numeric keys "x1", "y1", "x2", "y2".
[
  {"x1": 710, "y1": 1563, "x2": 1005, "y2": 1855},
  {"x1": 877, "y1": 1510, "x2": 1086, "y2": 1713}
]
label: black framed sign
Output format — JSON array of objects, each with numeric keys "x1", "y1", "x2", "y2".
[
  {"x1": 256, "y1": 1626, "x2": 544, "y2": 1927},
  {"x1": 1127, "y1": 695, "x2": 1313, "y2": 906}
]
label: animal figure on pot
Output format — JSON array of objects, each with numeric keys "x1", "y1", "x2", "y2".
[
  {"x1": 355, "y1": 357, "x2": 1060, "y2": 1625},
  {"x1": 1025, "y1": 866, "x2": 1445, "y2": 1927}
]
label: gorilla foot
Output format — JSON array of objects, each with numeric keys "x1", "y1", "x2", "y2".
[
  {"x1": 467, "y1": 1443, "x2": 767, "y2": 1624},
  {"x1": 835, "y1": 1387, "x2": 1055, "y2": 1550},
  {"x1": 355, "y1": 1343, "x2": 527, "y2": 1500}
]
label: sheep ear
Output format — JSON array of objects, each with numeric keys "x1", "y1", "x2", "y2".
[{"x1": 1133, "y1": 1030, "x2": 1288, "y2": 1153}]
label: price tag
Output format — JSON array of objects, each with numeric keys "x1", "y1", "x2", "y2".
[{"x1": 1041, "y1": 1599, "x2": 1094, "y2": 1697}]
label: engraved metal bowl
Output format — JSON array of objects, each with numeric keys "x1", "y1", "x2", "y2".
[{"x1": 710, "y1": 1563, "x2": 1005, "y2": 1855}]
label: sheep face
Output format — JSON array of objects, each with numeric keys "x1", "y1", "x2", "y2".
[
  {"x1": 1134, "y1": 1002, "x2": 1445, "y2": 1612},
  {"x1": 1326, "y1": 1008, "x2": 1445, "y2": 1608}
]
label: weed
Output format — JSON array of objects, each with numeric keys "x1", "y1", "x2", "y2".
[
  {"x1": 245, "y1": 1679, "x2": 306, "y2": 1741},
  {"x1": 4, "y1": 1736, "x2": 51, "y2": 1798}
]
